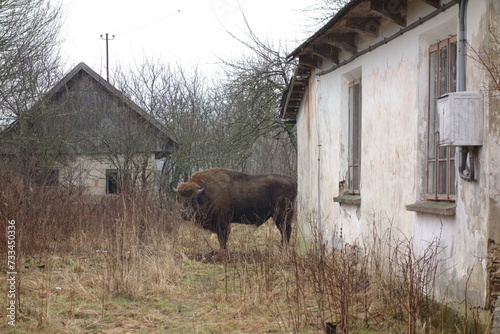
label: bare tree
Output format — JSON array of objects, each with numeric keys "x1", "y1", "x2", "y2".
[
  {"x1": 114, "y1": 60, "x2": 216, "y2": 186},
  {"x1": 215, "y1": 15, "x2": 298, "y2": 176},
  {"x1": 468, "y1": 19, "x2": 500, "y2": 93},
  {"x1": 0, "y1": 0, "x2": 64, "y2": 181},
  {"x1": 112, "y1": 11, "x2": 307, "y2": 184},
  {"x1": 0, "y1": 0, "x2": 63, "y2": 124},
  {"x1": 300, "y1": 0, "x2": 350, "y2": 32}
]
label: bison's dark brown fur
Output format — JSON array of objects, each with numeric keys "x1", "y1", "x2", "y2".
[{"x1": 174, "y1": 168, "x2": 297, "y2": 250}]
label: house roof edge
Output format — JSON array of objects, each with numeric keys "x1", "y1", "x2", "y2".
[{"x1": 287, "y1": 0, "x2": 363, "y2": 60}]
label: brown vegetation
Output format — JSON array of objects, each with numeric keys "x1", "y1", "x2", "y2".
[{"x1": 0, "y1": 180, "x2": 488, "y2": 333}]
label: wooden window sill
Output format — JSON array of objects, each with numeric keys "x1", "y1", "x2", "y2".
[
  {"x1": 333, "y1": 194, "x2": 361, "y2": 206},
  {"x1": 406, "y1": 201, "x2": 456, "y2": 216}
]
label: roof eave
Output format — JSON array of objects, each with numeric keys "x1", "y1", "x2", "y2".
[{"x1": 287, "y1": 0, "x2": 363, "y2": 60}]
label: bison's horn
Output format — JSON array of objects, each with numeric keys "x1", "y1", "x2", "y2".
[
  {"x1": 196, "y1": 180, "x2": 207, "y2": 196},
  {"x1": 170, "y1": 181, "x2": 178, "y2": 193}
]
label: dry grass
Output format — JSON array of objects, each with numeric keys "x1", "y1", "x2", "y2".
[{"x1": 0, "y1": 179, "x2": 489, "y2": 333}]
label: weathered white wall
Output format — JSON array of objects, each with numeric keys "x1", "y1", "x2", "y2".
[
  {"x1": 296, "y1": 76, "x2": 319, "y2": 240},
  {"x1": 58, "y1": 154, "x2": 158, "y2": 196},
  {"x1": 488, "y1": 1, "x2": 500, "y2": 247},
  {"x1": 296, "y1": 0, "x2": 495, "y2": 307}
]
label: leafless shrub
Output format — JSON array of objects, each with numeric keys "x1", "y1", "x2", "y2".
[
  {"x1": 0, "y1": 172, "x2": 484, "y2": 333},
  {"x1": 0, "y1": 170, "x2": 181, "y2": 322},
  {"x1": 390, "y1": 229, "x2": 445, "y2": 334},
  {"x1": 287, "y1": 216, "x2": 452, "y2": 334}
]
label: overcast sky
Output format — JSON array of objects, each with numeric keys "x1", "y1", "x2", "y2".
[{"x1": 60, "y1": 0, "x2": 317, "y2": 77}]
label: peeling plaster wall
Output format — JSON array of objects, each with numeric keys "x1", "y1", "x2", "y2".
[
  {"x1": 486, "y1": 0, "x2": 500, "y2": 308},
  {"x1": 295, "y1": 0, "x2": 496, "y2": 308},
  {"x1": 296, "y1": 74, "x2": 319, "y2": 240}
]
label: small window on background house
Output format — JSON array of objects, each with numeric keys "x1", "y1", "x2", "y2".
[
  {"x1": 427, "y1": 36, "x2": 457, "y2": 201},
  {"x1": 35, "y1": 169, "x2": 59, "y2": 186},
  {"x1": 348, "y1": 79, "x2": 362, "y2": 194},
  {"x1": 106, "y1": 170, "x2": 119, "y2": 194}
]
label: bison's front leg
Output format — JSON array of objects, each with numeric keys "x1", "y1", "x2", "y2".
[{"x1": 216, "y1": 223, "x2": 231, "y2": 250}]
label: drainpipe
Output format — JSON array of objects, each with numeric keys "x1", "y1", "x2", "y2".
[
  {"x1": 457, "y1": 0, "x2": 474, "y2": 181},
  {"x1": 316, "y1": 85, "x2": 323, "y2": 235},
  {"x1": 458, "y1": 0, "x2": 467, "y2": 92}
]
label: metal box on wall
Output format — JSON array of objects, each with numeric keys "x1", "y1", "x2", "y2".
[{"x1": 437, "y1": 91, "x2": 484, "y2": 147}]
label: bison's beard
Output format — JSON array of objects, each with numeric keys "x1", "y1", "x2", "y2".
[
  {"x1": 192, "y1": 211, "x2": 217, "y2": 231},
  {"x1": 181, "y1": 206, "x2": 213, "y2": 228}
]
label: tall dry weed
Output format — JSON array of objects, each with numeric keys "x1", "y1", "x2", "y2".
[
  {"x1": 0, "y1": 174, "x2": 489, "y2": 333},
  {"x1": 0, "y1": 176, "x2": 180, "y2": 324}
]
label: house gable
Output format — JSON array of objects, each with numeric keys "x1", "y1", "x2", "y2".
[
  {"x1": 46, "y1": 63, "x2": 175, "y2": 157},
  {"x1": 2, "y1": 62, "x2": 176, "y2": 158}
]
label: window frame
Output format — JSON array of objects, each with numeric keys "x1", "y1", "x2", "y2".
[
  {"x1": 426, "y1": 36, "x2": 457, "y2": 201},
  {"x1": 348, "y1": 79, "x2": 362, "y2": 195},
  {"x1": 106, "y1": 169, "x2": 120, "y2": 195},
  {"x1": 35, "y1": 169, "x2": 59, "y2": 187}
]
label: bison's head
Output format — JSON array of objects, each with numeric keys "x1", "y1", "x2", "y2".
[{"x1": 172, "y1": 180, "x2": 206, "y2": 221}]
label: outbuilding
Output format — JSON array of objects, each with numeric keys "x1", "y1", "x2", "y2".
[{"x1": 282, "y1": 0, "x2": 500, "y2": 314}]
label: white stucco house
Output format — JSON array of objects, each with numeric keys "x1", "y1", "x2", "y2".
[{"x1": 282, "y1": 0, "x2": 500, "y2": 313}]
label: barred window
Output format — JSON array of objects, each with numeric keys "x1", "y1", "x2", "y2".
[
  {"x1": 427, "y1": 36, "x2": 457, "y2": 200},
  {"x1": 348, "y1": 79, "x2": 362, "y2": 194}
]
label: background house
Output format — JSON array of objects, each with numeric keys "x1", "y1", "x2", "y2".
[
  {"x1": 282, "y1": 0, "x2": 500, "y2": 313},
  {"x1": 1, "y1": 62, "x2": 176, "y2": 195}
]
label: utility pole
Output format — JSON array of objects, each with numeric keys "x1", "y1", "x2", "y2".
[{"x1": 100, "y1": 33, "x2": 115, "y2": 82}]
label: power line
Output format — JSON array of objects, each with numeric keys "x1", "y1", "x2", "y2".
[
  {"x1": 116, "y1": 9, "x2": 182, "y2": 36},
  {"x1": 97, "y1": 6, "x2": 184, "y2": 80}
]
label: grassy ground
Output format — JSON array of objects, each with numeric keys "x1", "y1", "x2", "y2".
[
  {"x1": 0, "y1": 187, "x2": 489, "y2": 333},
  {"x1": 0, "y1": 220, "x2": 405, "y2": 334}
]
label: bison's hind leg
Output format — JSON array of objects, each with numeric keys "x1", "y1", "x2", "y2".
[{"x1": 273, "y1": 198, "x2": 294, "y2": 245}]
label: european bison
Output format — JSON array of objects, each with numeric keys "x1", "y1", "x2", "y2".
[{"x1": 173, "y1": 168, "x2": 297, "y2": 250}]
